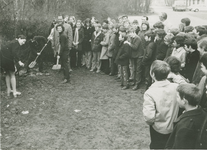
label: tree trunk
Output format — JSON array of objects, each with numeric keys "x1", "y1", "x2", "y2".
[{"x1": 14, "y1": 0, "x2": 18, "y2": 38}]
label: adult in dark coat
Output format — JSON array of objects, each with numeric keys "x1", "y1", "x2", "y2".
[
  {"x1": 72, "y1": 20, "x2": 84, "y2": 68},
  {"x1": 83, "y1": 18, "x2": 95, "y2": 69},
  {"x1": 69, "y1": 16, "x2": 77, "y2": 68},
  {"x1": 56, "y1": 24, "x2": 70, "y2": 83},
  {"x1": 0, "y1": 35, "x2": 26, "y2": 97}
]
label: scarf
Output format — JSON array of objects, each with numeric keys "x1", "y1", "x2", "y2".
[
  {"x1": 94, "y1": 31, "x2": 101, "y2": 39},
  {"x1": 74, "y1": 28, "x2": 79, "y2": 44}
]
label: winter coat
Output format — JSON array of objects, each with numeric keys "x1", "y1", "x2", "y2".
[
  {"x1": 165, "y1": 107, "x2": 207, "y2": 149},
  {"x1": 128, "y1": 35, "x2": 144, "y2": 59},
  {"x1": 142, "y1": 41, "x2": 156, "y2": 66},
  {"x1": 192, "y1": 61, "x2": 205, "y2": 85},
  {"x1": 83, "y1": 26, "x2": 95, "y2": 52},
  {"x1": 73, "y1": 27, "x2": 84, "y2": 51},
  {"x1": 138, "y1": 30, "x2": 149, "y2": 49},
  {"x1": 155, "y1": 40, "x2": 168, "y2": 61},
  {"x1": 185, "y1": 50, "x2": 200, "y2": 82},
  {"x1": 0, "y1": 40, "x2": 21, "y2": 72},
  {"x1": 91, "y1": 31, "x2": 104, "y2": 52},
  {"x1": 59, "y1": 33, "x2": 69, "y2": 55},
  {"x1": 100, "y1": 31, "x2": 111, "y2": 60},
  {"x1": 198, "y1": 76, "x2": 207, "y2": 108},
  {"x1": 50, "y1": 23, "x2": 73, "y2": 55},
  {"x1": 143, "y1": 80, "x2": 179, "y2": 134},
  {"x1": 171, "y1": 47, "x2": 186, "y2": 68},
  {"x1": 115, "y1": 41, "x2": 131, "y2": 66},
  {"x1": 107, "y1": 32, "x2": 119, "y2": 58}
]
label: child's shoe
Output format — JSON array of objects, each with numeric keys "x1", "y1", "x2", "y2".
[{"x1": 13, "y1": 91, "x2": 21, "y2": 98}]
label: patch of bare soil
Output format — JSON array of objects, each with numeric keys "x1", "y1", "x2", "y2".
[{"x1": 1, "y1": 66, "x2": 150, "y2": 149}]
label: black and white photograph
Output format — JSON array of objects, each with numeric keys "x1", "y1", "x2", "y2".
[{"x1": 0, "y1": 0, "x2": 207, "y2": 149}]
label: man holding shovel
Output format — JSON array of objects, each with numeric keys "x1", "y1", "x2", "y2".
[{"x1": 48, "y1": 15, "x2": 73, "y2": 72}]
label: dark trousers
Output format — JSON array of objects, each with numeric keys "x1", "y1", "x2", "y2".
[
  {"x1": 143, "y1": 64, "x2": 152, "y2": 88},
  {"x1": 150, "y1": 126, "x2": 170, "y2": 149},
  {"x1": 70, "y1": 48, "x2": 76, "y2": 68},
  {"x1": 134, "y1": 58, "x2": 143, "y2": 85},
  {"x1": 60, "y1": 51, "x2": 70, "y2": 81},
  {"x1": 77, "y1": 51, "x2": 82, "y2": 67},
  {"x1": 70, "y1": 49, "x2": 82, "y2": 68},
  {"x1": 110, "y1": 57, "x2": 118, "y2": 75},
  {"x1": 101, "y1": 59, "x2": 110, "y2": 74},
  {"x1": 121, "y1": 65, "x2": 129, "y2": 86}
]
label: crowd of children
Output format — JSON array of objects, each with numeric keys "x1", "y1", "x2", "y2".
[{"x1": 1, "y1": 12, "x2": 207, "y2": 149}]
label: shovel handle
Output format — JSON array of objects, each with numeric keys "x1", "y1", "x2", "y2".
[{"x1": 56, "y1": 56, "x2": 60, "y2": 65}]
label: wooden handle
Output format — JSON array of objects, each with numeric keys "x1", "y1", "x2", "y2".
[{"x1": 56, "y1": 56, "x2": 60, "y2": 65}]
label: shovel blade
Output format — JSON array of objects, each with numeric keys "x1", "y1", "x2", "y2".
[
  {"x1": 29, "y1": 61, "x2": 36, "y2": 68},
  {"x1": 52, "y1": 65, "x2": 61, "y2": 70}
]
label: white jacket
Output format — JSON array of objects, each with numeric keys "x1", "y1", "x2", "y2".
[{"x1": 143, "y1": 80, "x2": 179, "y2": 134}]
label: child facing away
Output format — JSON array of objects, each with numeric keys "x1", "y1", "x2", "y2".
[
  {"x1": 143, "y1": 60, "x2": 179, "y2": 149},
  {"x1": 165, "y1": 83, "x2": 207, "y2": 149}
]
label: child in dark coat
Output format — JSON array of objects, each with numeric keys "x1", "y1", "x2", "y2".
[
  {"x1": 154, "y1": 29, "x2": 168, "y2": 61},
  {"x1": 166, "y1": 83, "x2": 207, "y2": 149},
  {"x1": 184, "y1": 38, "x2": 200, "y2": 82},
  {"x1": 142, "y1": 30, "x2": 156, "y2": 89},
  {"x1": 115, "y1": 26, "x2": 131, "y2": 90}
]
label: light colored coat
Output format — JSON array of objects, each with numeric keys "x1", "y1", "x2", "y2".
[
  {"x1": 143, "y1": 80, "x2": 179, "y2": 134},
  {"x1": 100, "y1": 31, "x2": 111, "y2": 60}
]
